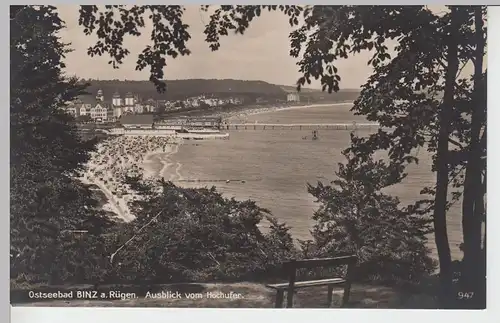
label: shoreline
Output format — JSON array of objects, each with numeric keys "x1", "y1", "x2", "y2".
[
  {"x1": 80, "y1": 136, "x2": 183, "y2": 222},
  {"x1": 145, "y1": 142, "x2": 183, "y2": 181},
  {"x1": 221, "y1": 101, "x2": 354, "y2": 122}
]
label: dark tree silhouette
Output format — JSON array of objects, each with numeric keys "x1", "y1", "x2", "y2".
[{"x1": 10, "y1": 5, "x2": 112, "y2": 285}]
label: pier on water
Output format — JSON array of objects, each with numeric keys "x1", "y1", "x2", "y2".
[{"x1": 224, "y1": 123, "x2": 379, "y2": 131}]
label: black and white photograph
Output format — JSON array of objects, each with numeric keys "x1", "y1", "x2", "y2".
[{"x1": 10, "y1": 4, "x2": 487, "y2": 310}]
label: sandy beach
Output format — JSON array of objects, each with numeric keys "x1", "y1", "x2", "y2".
[
  {"x1": 222, "y1": 101, "x2": 354, "y2": 122},
  {"x1": 79, "y1": 135, "x2": 182, "y2": 222}
]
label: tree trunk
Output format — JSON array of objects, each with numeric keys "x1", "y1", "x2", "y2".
[
  {"x1": 481, "y1": 130, "x2": 486, "y2": 253},
  {"x1": 477, "y1": 118, "x2": 487, "y2": 308},
  {"x1": 461, "y1": 6, "x2": 486, "y2": 301},
  {"x1": 433, "y1": 6, "x2": 460, "y2": 308}
]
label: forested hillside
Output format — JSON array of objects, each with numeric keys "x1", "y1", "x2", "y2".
[
  {"x1": 83, "y1": 79, "x2": 287, "y2": 101},
  {"x1": 281, "y1": 85, "x2": 360, "y2": 103}
]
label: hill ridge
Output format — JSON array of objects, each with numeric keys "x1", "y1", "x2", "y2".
[
  {"x1": 80, "y1": 79, "x2": 361, "y2": 104},
  {"x1": 82, "y1": 79, "x2": 287, "y2": 101}
]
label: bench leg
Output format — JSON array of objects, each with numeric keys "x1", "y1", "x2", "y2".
[
  {"x1": 327, "y1": 285, "x2": 334, "y2": 308},
  {"x1": 341, "y1": 283, "x2": 351, "y2": 308},
  {"x1": 275, "y1": 290, "x2": 284, "y2": 308},
  {"x1": 286, "y1": 289, "x2": 294, "y2": 308}
]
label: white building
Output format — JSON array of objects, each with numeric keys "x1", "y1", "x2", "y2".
[
  {"x1": 68, "y1": 90, "x2": 115, "y2": 122},
  {"x1": 230, "y1": 97, "x2": 243, "y2": 105},
  {"x1": 65, "y1": 106, "x2": 77, "y2": 117},
  {"x1": 96, "y1": 89, "x2": 104, "y2": 101},
  {"x1": 112, "y1": 92, "x2": 123, "y2": 107},
  {"x1": 287, "y1": 93, "x2": 300, "y2": 102},
  {"x1": 79, "y1": 104, "x2": 91, "y2": 116},
  {"x1": 124, "y1": 92, "x2": 135, "y2": 107},
  {"x1": 111, "y1": 91, "x2": 139, "y2": 117},
  {"x1": 186, "y1": 97, "x2": 200, "y2": 108},
  {"x1": 134, "y1": 103, "x2": 144, "y2": 114},
  {"x1": 90, "y1": 103, "x2": 109, "y2": 122},
  {"x1": 203, "y1": 98, "x2": 218, "y2": 107},
  {"x1": 113, "y1": 105, "x2": 123, "y2": 119},
  {"x1": 142, "y1": 104, "x2": 155, "y2": 113}
]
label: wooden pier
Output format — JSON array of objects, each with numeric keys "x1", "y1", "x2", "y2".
[
  {"x1": 224, "y1": 123, "x2": 379, "y2": 131},
  {"x1": 175, "y1": 179, "x2": 260, "y2": 183}
]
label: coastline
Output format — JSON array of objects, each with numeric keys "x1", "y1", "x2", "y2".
[
  {"x1": 79, "y1": 136, "x2": 183, "y2": 222},
  {"x1": 222, "y1": 101, "x2": 354, "y2": 122},
  {"x1": 144, "y1": 142, "x2": 183, "y2": 181}
]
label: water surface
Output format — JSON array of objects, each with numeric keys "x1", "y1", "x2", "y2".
[{"x1": 150, "y1": 104, "x2": 463, "y2": 260}]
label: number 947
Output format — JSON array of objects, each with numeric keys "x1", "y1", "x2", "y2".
[{"x1": 457, "y1": 292, "x2": 474, "y2": 299}]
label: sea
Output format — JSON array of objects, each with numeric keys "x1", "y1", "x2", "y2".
[{"x1": 145, "y1": 104, "x2": 463, "y2": 260}]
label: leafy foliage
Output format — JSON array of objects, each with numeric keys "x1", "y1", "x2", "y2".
[
  {"x1": 305, "y1": 150, "x2": 436, "y2": 285},
  {"x1": 103, "y1": 179, "x2": 297, "y2": 283},
  {"x1": 78, "y1": 5, "x2": 306, "y2": 93}
]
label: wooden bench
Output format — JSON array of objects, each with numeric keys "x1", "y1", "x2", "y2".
[{"x1": 265, "y1": 255, "x2": 357, "y2": 308}]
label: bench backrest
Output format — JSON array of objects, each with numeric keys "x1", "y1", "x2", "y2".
[{"x1": 283, "y1": 255, "x2": 357, "y2": 307}]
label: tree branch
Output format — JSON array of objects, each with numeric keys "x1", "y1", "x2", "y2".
[
  {"x1": 110, "y1": 208, "x2": 165, "y2": 263},
  {"x1": 448, "y1": 137, "x2": 465, "y2": 150}
]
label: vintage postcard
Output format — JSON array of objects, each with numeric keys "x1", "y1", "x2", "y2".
[{"x1": 10, "y1": 4, "x2": 486, "y2": 311}]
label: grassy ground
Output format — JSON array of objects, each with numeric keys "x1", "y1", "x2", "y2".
[{"x1": 11, "y1": 282, "x2": 438, "y2": 308}]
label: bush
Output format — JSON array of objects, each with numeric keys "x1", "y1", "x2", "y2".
[
  {"x1": 11, "y1": 173, "x2": 298, "y2": 288},
  {"x1": 103, "y1": 179, "x2": 298, "y2": 284},
  {"x1": 10, "y1": 176, "x2": 113, "y2": 286},
  {"x1": 304, "y1": 151, "x2": 436, "y2": 285}
]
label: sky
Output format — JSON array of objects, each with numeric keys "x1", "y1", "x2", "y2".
[{"x1": 57, "y1": 5, "x2": 376, "y2": 89}]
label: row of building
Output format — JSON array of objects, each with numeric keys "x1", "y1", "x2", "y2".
[
  {"x1": 65, "y1": 89, "x2": 249, "y2": 122},
  {"x1": 65, "y1": 90, "x2": 158, "y2": 122},
  {"x1": 65, "y1": 89, "x2": 300, "y2": 123}
]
